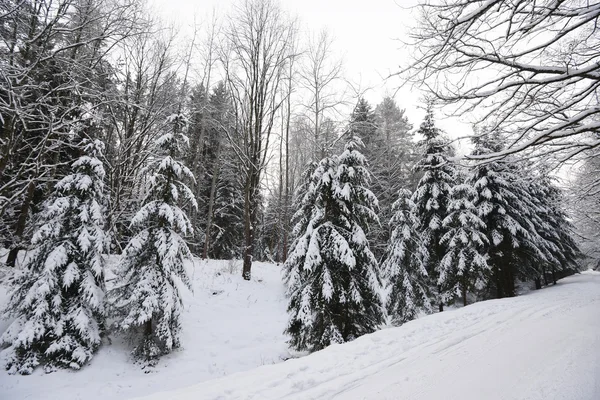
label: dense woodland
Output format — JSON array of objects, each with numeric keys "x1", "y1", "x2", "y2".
[{"x1": 0, "y1": 0, "x2": 597, "y2": 374}]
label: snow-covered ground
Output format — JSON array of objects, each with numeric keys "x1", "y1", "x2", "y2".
[
  {"x1": 0, "y1": 259, "x2": 290, "y2": 400},
  {"x1": 133, "y1": 270, "x2": 600, "y2": 400},
  {"x1": 1, "y1": 260, "x2": 599, "y2": 400}
]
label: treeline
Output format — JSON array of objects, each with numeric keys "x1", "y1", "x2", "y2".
[{"x1": 284, "y1": 105, "x2": 580, "y2": 352}]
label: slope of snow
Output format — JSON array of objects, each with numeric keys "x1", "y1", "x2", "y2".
[
  {"x1": 1, "y1": 258, "x2": 598, "y2": 400},
  {"x1": 0, "y1": 258, "x2": 290, "y2": 400},
  {"x1": 132, "y1": 271, "x2": 600, "y2": 400}
]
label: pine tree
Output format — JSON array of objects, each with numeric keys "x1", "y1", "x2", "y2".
[
  {"x1": 1, "y1": 138, "x2": 108, "y2": 374},
  {"x1": 411, "y1": 105, "x2": 456, "y2": 311},
  {"x1": 382, "y1": 188, "x2": 431, "y2": 325},
  {"x1": 109, "y1": 114, "x2": 196, "y2": 364},
  {"x1": 440, "y1": 183, "x2": 489, "y2": 306},
  {"x1": 284, "y1": 138, "x2": 384, "y2": 352}
]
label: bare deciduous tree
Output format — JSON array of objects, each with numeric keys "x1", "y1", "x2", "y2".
[
  {"x1": 222, "y1": 0, "x2": 296, "y2": 280},
  {"x1": 404, "y1": 0, "x2": 600, "y2": 163},
  {"x1": 298, "y1": 29, "x2": 345, "y2": 159}
]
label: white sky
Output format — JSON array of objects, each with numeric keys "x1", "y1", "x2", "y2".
[{"x1": 151, "y1": 0, "x2": 472, "y2": 148}]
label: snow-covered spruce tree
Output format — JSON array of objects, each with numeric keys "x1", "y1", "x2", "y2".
[
  {"x1": 1, "y1": 138, "x2": 108, "y2": 374},
  {"x1": 466, "y1": 135, "x2": 544, "y2": 298},
  {"x1": 109, "y1": 114, "x2": 196, "y2": 364},
  {"x1": 282, "y1": 161, "x2": 319, "y2": 289},
  {"x1": 527, "y1": 174, "x2": 581, "y2": 286},
  {"x1": 284, "y1": 138, "x2": 384, "y2": 352},
  {"x1": 411, "y1": 105, "x2": 457, "y2": 311},
  {"x1": 440, "y1": 183, "x2": 489, "y2": 306},
  {"x1": 371, "y1": 97, "x2": 417, "y2": 259},
  {"x1": 382, "y1": 188, "x2": 431, "y2": 325}
]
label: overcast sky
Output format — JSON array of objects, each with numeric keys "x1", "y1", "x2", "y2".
[{"x1": 151, "y1": 0, "x2": 472, "y2": 147}]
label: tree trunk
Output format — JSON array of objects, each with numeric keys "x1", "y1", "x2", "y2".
[
  {"x1": 534, "y1": 278, "x2": 541, "y2": 290},
  {"x1": 282, "y1": 61, "x2": 293, "y2": 263},
  {"x1": 552, "y1": 267, "x2": 557, "y2": 285},
  {"x1": 242, "y1": 171, "x2": 258, "y2": 281},
  {"x1": 7, "y1": 180, "x2": 35, "y2": 268},
  {"x1": 145, "y1": 318, "x2": 152, "y2": 335},
  {"x1": 203, "y1": 140, "x2": 221, "y2": 259},
  {"x1": 494, "y1": 266, "x2": 503, "y2": 298},
  {"x1": 462, "y1": 284, "x2": 467, "y2": 307}
]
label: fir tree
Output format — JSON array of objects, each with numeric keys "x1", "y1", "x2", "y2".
[
  {"x1": 411, "y1": 105, "x2": 456, "y2": 311},
  {"x1": 284, "y1": 138, "x2": 384, "y2": 352},
  {"x1": 440, "y1": 183, "x2": 489, "y2": 306},
  {"x1": 382, "y1": 188, "x2": 431, "y2": 325},
  {"x1": 109, "y1": 114, "x2": 196, "y2": 364},
  {"x1": 1, "y1": 138, "x2": 108, "y2": 374}
]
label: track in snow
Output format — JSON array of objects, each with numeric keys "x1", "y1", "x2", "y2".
[{"x1": 134, "y1": 271, "x2": 600, "y2": 400}]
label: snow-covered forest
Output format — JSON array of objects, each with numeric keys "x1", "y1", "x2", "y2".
[{"x1": 1, "y1": 0, "x2": 599, "y2": 398}]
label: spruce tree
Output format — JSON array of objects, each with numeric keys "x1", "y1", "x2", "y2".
[
  {"x1": 1, "y1": 138, "x2": 108, "y2": 374},
  {"x1": 109, "y1": 114, "x2": 196, "y2": 364},
  {"x1": 527, "y1": 174, "x2": 580, "y2": 285},
  {"x1": 411, "y1": 105, "x2": 456, "y2": 311},
  {"x1": 467, "y1": 135, "x2": 544, "y2": 298},
  {"x1": 368, "y1": 97, "x2": 417, "y2": 259},
  {"x1": 440, "y1": 183, "x2": 489, "y2": 306},
  {"x1": 282, "y1": 161, "x2": 319, "y2": 289},
  {"x1": 284, "y1": 138, "x2": 384, "y2": 352},
  {"x1": 382, "y1": 188, "x2": 431, "y2": 325}
]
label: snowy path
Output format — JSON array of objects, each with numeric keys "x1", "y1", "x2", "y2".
[{"x1": 134, "y1": 271, "x2": 600, "y2": 400}]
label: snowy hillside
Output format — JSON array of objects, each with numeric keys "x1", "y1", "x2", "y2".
[
  {"x1": 0, "y1": 259, "x2": 290, "y2": 400},
  {"x1": 1, "y1": 262, "x2": 599, "y2": 400},
  {"x1": 135, "y1": 272, "x2": 600, "y2": 400}
]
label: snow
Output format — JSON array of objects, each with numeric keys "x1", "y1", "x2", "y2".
[
  {"x1": 1, "y1": 260, "x2": 599, "y2": 400},
  {"x1": 0, "y1": 259, "x2": 289, "y2": 400},
  {"x1": 132, "y1": 272, "x2": 599, "y2": 400}
]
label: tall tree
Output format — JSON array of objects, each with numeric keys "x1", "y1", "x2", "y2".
[
  {"x1": 222, "y1": 0, "x2": 296, "y2": 280},
  {"x1": 1, "y1": 137, "x2": 108, "y2": 374},
  {"x1": 298, "y1": 29, "x2": 345, "y2": 158},
  {"x1": 411, "y1": 105, "x2": 456, "y2": 311},
  {"x1": 440, "y1": 183, "x2": 489, "y2": 306},
  {"x1": 104, "y1": 28, "x2": 180, "y2": 251},
  {"x1": 285, "y1": 138, "x2": 383, "y2": 352},
  {"x1": 109, "y1": 114, "x2": 196, "y2": 364},
  {"x1": 369, "y1": 97, "x2": 416, "y2": 259},
  {"x1": 467, "y1": 134, "x2": 545, "y2": 298},
  {"x1": 527, "y1": 174, "x2": 581, "y2": 285}
]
